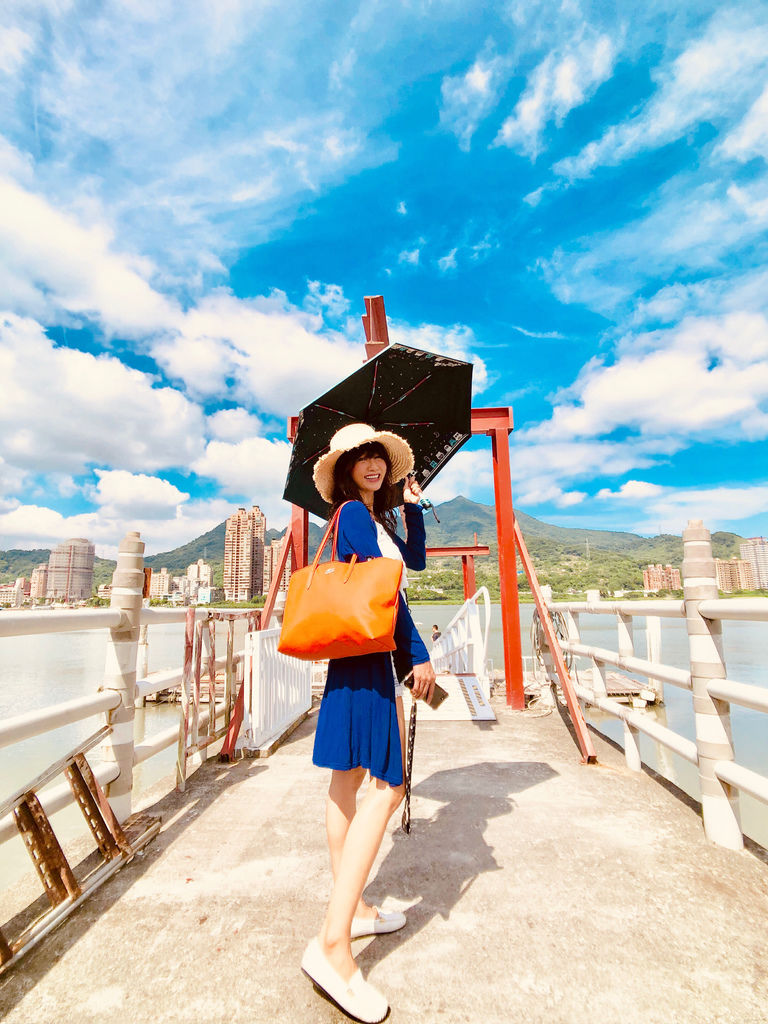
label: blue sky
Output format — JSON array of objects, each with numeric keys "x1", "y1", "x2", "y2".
[{"x1": 2, "y1": 0, "x2": 768, "y2": 556}]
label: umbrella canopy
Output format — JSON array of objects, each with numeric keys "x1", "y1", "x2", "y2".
[{"x1": 283, "y1": 343, "x2": 473, "y2": 519}]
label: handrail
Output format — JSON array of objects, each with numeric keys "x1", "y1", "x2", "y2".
[
  {"x1": 696, "y1": 598, "x2": 768, "y2": 622},
  {"x1": 706, "y1": 678, "x2": 768, "y2": 714},
  {"x1": 431, "y1": 587, "x2": 492, "y2": 685},
  {"x1": 561, "y1": 641, "x2": 692, "y2": 690},
  {"x1": 0, "y1": 594, "x2": 256, "y2": 846},
  {"x1": 0, "y1": 608, "x2": 126, "y2": 638},
  {"x1": 540, "y1": 519, "x2": 768, "y2": 854},
  {"x1": 572, "y1": 682, "x2": 699, "y2": 764},
  {"x1": 549, "y1": 600, "x2": 685, "y2": 618},
  {"x1": 0, "y1": 691, "x2": 122, "y2": 750}
]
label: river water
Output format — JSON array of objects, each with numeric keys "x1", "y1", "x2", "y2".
[{"x1": 1, "y1": 603, "x2": 766, "y2": 893}]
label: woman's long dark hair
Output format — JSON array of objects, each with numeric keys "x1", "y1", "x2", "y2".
[{"x1": 328, "y1": 441, "x2": 399, "y2": 534}]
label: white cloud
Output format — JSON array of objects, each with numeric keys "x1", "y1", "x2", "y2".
[
  {"x1": 438, "y1": 248, "x2": 458, "y2": 272},
  {"x1": 718, "y1": 84, "x2": 768, "y2": 162},
  {"x1": 0, "y1": 496, "x2": 236, "y2": 559},
  {"x1": 596, "y1": 480, "x2": 665, "y2": 501},
  {"x1": 516, "y1": 482, "x2": 587, "y2": 508},
  {"x1": 541, "y1": 171, "x2": 768, "y2": 315},
  {"x1": 628, "y1": 483, "x2": 768, "y2": 535},
  {"x1": 0, "y1": 314, "x2": 206, "y2": 475},
  {"x1": 528, "y1": 313, "x2": 768, "y2": 445},
  {"x1": 440, "y1": 55, "x2": 506, "y2": 150},
  {"x1": 0, "y1": 26, "x2": 33, "y2": 75},
  {"x1": 396, "y1": 201, "x2": 407, "y2": 216},
  {"x1": 632, "y1": 267, "x2": 768, "y2": 328},
  {"x1": 0, "y1": 456, "x2": 28, "y2": 498},
  {"x1": 0, "y1": 169, "x2": 179, "y2": 335},
  {"x1": 423, "y1": 450, "x2": 493, "y2": 506},
  {"x1": 555, "y1": 12, "x2": 768, "y2": 179},
  {"x1": 398, "y1": 248, "x2": 420, "y2": 266},
  {"x1": 509, "y1": 437, "x2": 665, "y2": 498},
  {"x1": 0, "y1": 3, "x2": 404, "y2": 279},
  {"x1": 495, "y1": 33, "x2": 615, "y2": 158},
  {"x1": 192, "y1": 436, "x2": 293, "y2": 526},
  {"x1": 153, "y1": 288, "x2": 362, "y2": 414},
  {"x1": 304, "y1": 280, "x2": 351, "y2": 320},
  {"x1": 91, "y1": 470, "x2": 190, "y2": 520},
  {"x1": 206, "y1": 408, "x2": 265, "y2": 442},
  {"x1": 509, "y1": 324, "x2": 564, "y2": 340}
]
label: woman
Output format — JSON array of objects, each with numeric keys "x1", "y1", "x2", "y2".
[{"x1": 301, "y1": 422, "x2": 435, "y2": 1023}]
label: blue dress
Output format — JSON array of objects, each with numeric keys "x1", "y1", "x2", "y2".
[{"x1": 312, "y1": 501, "x2": 431, "y2": 786}]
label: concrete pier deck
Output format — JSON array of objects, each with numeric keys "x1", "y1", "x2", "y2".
[{"x1": 1, "y1": 699, "x2": 767, "y2": 1024}]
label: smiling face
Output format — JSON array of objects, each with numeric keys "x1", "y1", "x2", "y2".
[
  {"x1": 350, "y1": 449, "x2": 387, "y2": 500},
  {"x1": 342, "y1": 440, "x2": 391, "y2": 503},
  {"x1": 330, "y1": 440, "x2": 394, "y2": 515}
]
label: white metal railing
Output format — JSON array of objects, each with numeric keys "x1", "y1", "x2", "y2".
[
  {"x1": 431, "y1": 587, "x2": 492, "y2": 691},
  {"x1": 238, "y1": 628, "x2": 312, "y2": 752},
  {"x1": 537, "y1": 520, "x2": 768, "y2": 853},
  {"x1": 0, "y1": 532, "x2": 263, "y2": 853}
]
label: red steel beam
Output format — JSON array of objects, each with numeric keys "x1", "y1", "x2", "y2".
[
  {"x1": 489, "y1": 422, "x2": 525, "y2": 708},
  {"x1": 513, "y1": 519, "x2": 597, "y2": 763},
  {"x1": 261, "y1": 528, "x2": 293, "y2": 631},
  {"x1": 286, "y1": 416, "x2": 309, "y2": 572},
  {"x1": 471, "y1": 407, "x2": 514, "y2": 434},
  {"x1": 426, "y1": 545, "x2": 490, "y2": 557},
  {"x1": 461, "y1": 554, "x2": 476, "y2": 600},
  {"x1": 362, "y1": 295, "x2": 390, "y2": 361}
]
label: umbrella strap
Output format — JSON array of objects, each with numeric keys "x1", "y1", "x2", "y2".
[{"x1": 401, "y1": 700, "x2": 417, "y2": 835}]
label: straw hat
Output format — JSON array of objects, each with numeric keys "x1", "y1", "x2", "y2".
[{"x1": 313, "y1": 423, "x2": 414, "y2": 504}]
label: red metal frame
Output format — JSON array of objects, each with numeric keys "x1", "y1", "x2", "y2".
[
  {"x1": 425, "y1": 543, "x2": 490, "y2": 602},
  {"x1": 281, "y1": 301, "x2": 592, "y2": 730},
  {"x1": 513, "y1": 520, "x2": 597, "y2": 763},
  {"x1": 469, "y1": 407, "x2": 525, "y2": 708}
]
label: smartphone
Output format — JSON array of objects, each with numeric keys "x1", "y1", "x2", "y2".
[{"x1": 402, "y1": 672, "x2": 449, "y2": 710}]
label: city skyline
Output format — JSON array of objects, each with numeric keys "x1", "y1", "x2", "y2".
[{"x1": 1, "y1": 4, "x2": 768, "y2": 559}]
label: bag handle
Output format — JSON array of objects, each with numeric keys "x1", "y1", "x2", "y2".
[{"x1": 305, "y1": 501, "x2": 357, "y2": 590}]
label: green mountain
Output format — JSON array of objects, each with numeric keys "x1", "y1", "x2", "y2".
[{"x1": 0, "y1": 497, "x2": 747, "y2": 598}]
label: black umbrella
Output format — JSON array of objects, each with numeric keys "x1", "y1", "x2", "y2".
[{"x1": 283, "y1": 343, "x2": 473, "y2": 519}]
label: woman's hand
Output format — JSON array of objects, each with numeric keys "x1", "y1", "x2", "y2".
[
  {"x1": 402, "y1": 473, "x2": 422, "y2": 504},
  {"x1": 410, "y1": 660, "x2": 436, "y2": 704}
]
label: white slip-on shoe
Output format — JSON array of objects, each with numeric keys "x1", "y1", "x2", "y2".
[
  {"x1": 350, "y1": 907, "x2": 407, "y2": 939},
  {"x1": 301, "y1": 938, "x2": 389, "y2": 1023}
]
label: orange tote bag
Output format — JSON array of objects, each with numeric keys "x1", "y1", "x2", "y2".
[{"x1": 278, "y1": 503, "x2": 403, "y2": 661}]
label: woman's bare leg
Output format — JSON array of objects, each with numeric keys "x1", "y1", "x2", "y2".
[
  {"x1": 326, "y1": 767, "x2": 379, "y2": 920},
  {"x1": 325, "y1": 697, "x2": 407, "y2": 923},
  {"x1": 319, "y1": 777, "x2": 404, "y2": 980}
]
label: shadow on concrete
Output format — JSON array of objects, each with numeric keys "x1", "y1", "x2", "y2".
[
  {"x1": 358, "y1": 760, "x2": 557, "y2": 969},
  {"x1": 0, "y1": 756, "x2": 269, "y2": 1015}
]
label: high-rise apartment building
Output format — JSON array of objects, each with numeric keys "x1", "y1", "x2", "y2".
[
  {"x1": 0, "y1": 578, "x2": 26, "y2": 607},
  {"x1": 224, "y1": 506, "x2": 266, "y2": 601},
  {"x1": 714, "y1": 558, "x2": 755, "y2": 593},
  {"x1": 739, "y1": 538, "x2": 768, "y2": 590},
  {"x1": 149, "y1": 567, "x2": 171, "y2": 598},
  {"x1": 30, "y1": 564, "x2": 48, "y2": 600},
  {"x1": 47, "y1": 538, "x2": 95, "y2": 602},
  {"x1": 263, "y1": 537, "x2": 292, "y2": 594},
  {"x1": 187, "y1": 559, "x2": 213, "y2": 587},
  {"x1": 642, "y1": 564, "x2": 681, "y2": 592}
]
